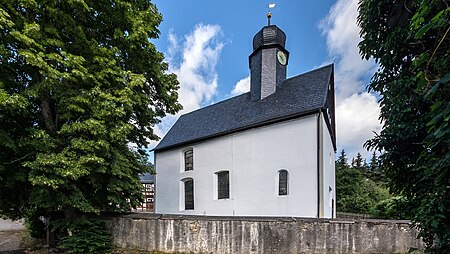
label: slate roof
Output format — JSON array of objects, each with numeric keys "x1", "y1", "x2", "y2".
[
  {"x1": 139, "y1": 173, "x2": 155, "y2": 184},
  {"x1": 154, "y1": 64, "x2": 334, "y2": 152}
]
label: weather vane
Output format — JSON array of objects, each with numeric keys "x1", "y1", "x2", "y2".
[{"x1": 267, "y1": 3, "x2": 276, "y2": 26}]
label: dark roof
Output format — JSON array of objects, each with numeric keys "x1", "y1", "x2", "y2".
[
  {"x1": 253, "y1": 25, "x2": 286, "y2": 50},
  {"x1": 139, "y1": 173, "x2": 155, "y2": 184},
  {"x1": 154, "y1": 64, "x2": 334, "y2": 152}
]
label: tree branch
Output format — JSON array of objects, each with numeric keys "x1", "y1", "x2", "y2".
[
  {"x1": 425, "y1": 25, "x2": 450, "y2": 82},
  {"x1": 3, "y1": 153, "x2": 33, "y2": 165}
]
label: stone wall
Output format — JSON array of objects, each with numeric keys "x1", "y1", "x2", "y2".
[{"x1": 106, "y1": 213, "x2": 423, "y2": 253}]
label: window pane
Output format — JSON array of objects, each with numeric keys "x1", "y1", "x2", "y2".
[
  {"x1": 279, "y1": 170, "x2": 288, "y2": 195},
  {"x1": 217, "y1": 171, "x2": 229, "y2": 199},
  {"x1": 185, "y1": 180, "x2": 194, "y2": 210},
  {"x1": 185, "y1": 150, "x2": 193, "y2": 171}
]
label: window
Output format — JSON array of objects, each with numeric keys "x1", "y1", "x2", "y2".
[
  {"x1": 184, "y1": 149, "x2": 193, "y2": 171},
  {"x1": 278, "y1": 170, "x2": 288, "y2": 196},
  {"x1": 217, "y1": 171, "x2": 229, "y2": 199},
  {"x1": 184, "y1": 179, "x2": 194, "y2": 210}
]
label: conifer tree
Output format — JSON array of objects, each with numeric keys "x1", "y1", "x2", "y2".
[
  {"x1": 368, "y1": 151, "x2": 382, "y2": 181},
  {"x1": 351, "y1": 153, "x2": 364, "y2": 172},
  {"x1": 336, "y1": 149, "x2": 348, "y2": 170}
]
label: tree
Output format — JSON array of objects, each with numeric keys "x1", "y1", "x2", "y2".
[
  {"x1": 336, "y1": 158, "x2": 390, "y2": 215},
  {"x1": 358, "y1": 0, "x2": 449, "y2": 251},
  {"x1": 336, "y1": 149, "x2": 348, "y2": 171},
  {"x1": 351, "y1": 152, "x2": 366, "y2": 173},
  {"x1": 0, "y1": 0, "x2": 180, "y2": 229},
  {"x1": 369, "y1": 151, "x2": 378, "y2": 173},
  {"x1": 368, "y1": 151, "x2": 383, "y2": 182}
]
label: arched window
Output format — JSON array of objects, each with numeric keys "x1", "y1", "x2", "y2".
[
  {"x1": 278, "y1": 170, "x2": 288, "y2": 196},
  {"x1": 184, "y1": 149, "x2": 193, "y2": 171},
  {"x1": 217, "y1": 171, "x2": 229, "y2": 199},
  {"x1": 184, "y1": 178, "x2": 194, "y2": 210}
]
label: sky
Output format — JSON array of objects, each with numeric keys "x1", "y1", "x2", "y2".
[{"x1": 149, "y1": 0, "x2": 381, "y2": 161}]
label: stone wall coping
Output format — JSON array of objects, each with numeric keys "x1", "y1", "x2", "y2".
[{"x1": 108, "y1": 213, "x2": 413, "y2": 225}]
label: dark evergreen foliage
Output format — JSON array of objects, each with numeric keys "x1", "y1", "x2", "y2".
[
  {"x1": 336, "y1": 149, "x2": 348, "y2": 171},
  {"x1": 335, "y1": 150, "x2": 391, "y2": 215}
]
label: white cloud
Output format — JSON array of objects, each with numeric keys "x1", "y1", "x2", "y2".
[
  {"x1": 149, "y1": 24, "x2": 225, "y2": 151},
  {"x1": 169, "y1": 23, "x2": 224, "y2": 113},
  {"x1": 336, "y1": 93, "x2": 381, "y2": 157},
  {"x1": 231, "y1": 76, "x2": 250, "y2": 95},
  {"x1": 320, "y1": 0, "x2": 381, "y2": 159}
]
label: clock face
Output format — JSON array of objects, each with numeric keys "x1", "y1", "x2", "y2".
[{"x1": 277, "y1": 51, "x2": 287, "y2": 66}]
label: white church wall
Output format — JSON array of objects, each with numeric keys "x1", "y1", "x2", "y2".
[
  {"x1": 155, "y1": 114, "x2": 320, "y2": 217},
  {"x1": 321, "y1": 115, "x2": 336, "y2": 218},
  {"x1": 154, "y1": 151, "x2": 180, "y2": 213},
  {"x1": 231, "y1": 115, "x2": 318, "y2": 217}
]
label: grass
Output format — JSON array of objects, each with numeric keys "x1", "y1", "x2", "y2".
[{"x1": 19, "y1": 232, "x2": 192, "y2": 254}]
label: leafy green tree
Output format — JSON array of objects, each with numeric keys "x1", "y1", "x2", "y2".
[
  {"x1": 371, "y1": 196, "x2": 411, "y2": 220},
  {"x1": 358, "y1": 0, "x2": 449, "y2": 251},
  {"x1": 0, "y1": 0, "x2": 180, "y2": 227}
]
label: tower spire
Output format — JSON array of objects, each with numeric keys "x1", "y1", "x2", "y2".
[{"x1": 267, "y1": 3, "x2": 275, "y2": 26}]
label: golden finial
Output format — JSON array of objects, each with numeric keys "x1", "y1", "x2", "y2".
[{"x1": 267, "y1": 3, "x2": 275, "y2": 26}]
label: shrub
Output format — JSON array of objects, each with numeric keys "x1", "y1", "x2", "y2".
[{"x1": 56, "y1": 219, "x2": 111, "y2": 254}]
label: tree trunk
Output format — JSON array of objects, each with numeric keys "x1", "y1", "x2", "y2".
[
  {"x1": 41, "y1": 92, "x2": 57, "y2": 133},
  {"x1": 44, "y1": 216, "x2": 56, "y2": 248}
]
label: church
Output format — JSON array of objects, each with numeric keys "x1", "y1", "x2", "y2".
[{"x1": 153, "y1": 23, "x2": 336, "y2": 218}]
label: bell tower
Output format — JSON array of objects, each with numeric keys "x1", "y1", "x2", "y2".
[{"x1": 249, "y1": 24, "x2": 289, "y2": 101}]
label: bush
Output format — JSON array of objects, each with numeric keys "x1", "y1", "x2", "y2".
[
  {"x1": 24, "y1": 208, "x2": 47, "y2": 239},
  {"x1": 55, "y1": 219, "x2": 111, "y2": 254},
  {"x1": 26, "y1": 216, "x2": 46, "y2": 239}
]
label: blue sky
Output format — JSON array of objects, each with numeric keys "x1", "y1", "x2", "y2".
[{"x1": 149, "y1": 0, "x2": 381, "y2": 161}]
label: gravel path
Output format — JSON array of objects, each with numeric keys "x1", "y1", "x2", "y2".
[
  {"x1": 0, "y1": 219, "x2": 26, "y2": 253},
  {"x1": 0, "y1": 230, "x2": 25, "y2": 253}
]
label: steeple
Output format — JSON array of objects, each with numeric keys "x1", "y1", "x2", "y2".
[{"x1": 249, "y1": 25, "x2": 289, "y2": 101}]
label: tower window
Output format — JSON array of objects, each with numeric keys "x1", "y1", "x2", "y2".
[
  {"x1": 217, "y1": 171, "x2": 229, "y2": 199},
  {"x1": 184, "y1": 149, "x2": 193, "y2": 171},
  {"x1": 278, "y1": 170, "x2": 289, "y2": 196},
  {"x1": 184, "y1": 179, "x2": 194, "y2": 210}
]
